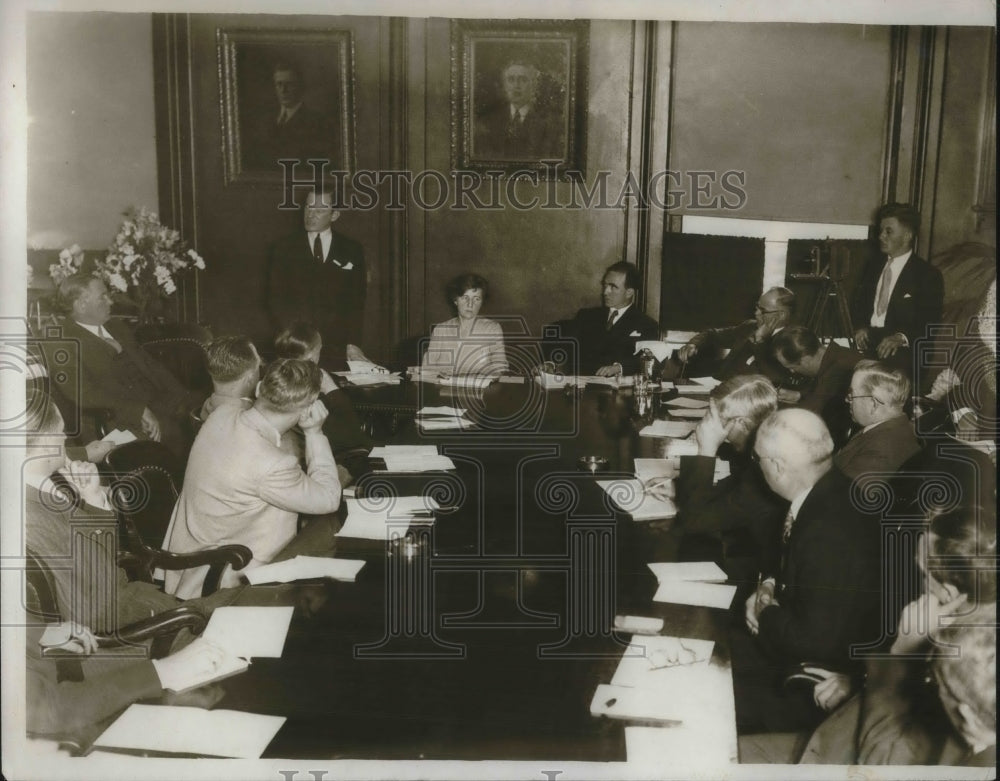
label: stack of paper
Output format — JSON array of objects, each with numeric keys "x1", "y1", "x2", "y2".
[
  {"x1": 244, "y1": 556, "x2": 365, "y2": 585},
  {"x1": 95, "y1": 705, "x2": 285, "y2": 758},
  {"x1": 633, "y1": 458, "x2": 675, "y2": 483},
  {"x1": 596, "y1": 478, "x2": 677, "y2": 521},
  {"x1": 647, "y1": 561, "x2": 736, "y2": 609},
  {"x1": 369, "y1": 445, "x2": 438, "y2": 458},
  {"x1": 347, "y1": 359, "x2": 386, "y2": 374},
  {"x1": 639, "y1": 420, "x2": 697, "y2": 439},
  {"x1": 690, "y1": 376, "x2": 721, "y2": 389},
  {"x1": 535, "y1": 371, "x2": 582, "y2": 389},
  {"x1": 416, "y1": 406, "x2": 474, "y2": 430},
  {"x1": 673, "y1": 384, "x2": 712, "y2": 395},
  {"x1": 336, "y1": 496, "x2": 441, "y2": 541},
  {"x1": 380, "y1": 454, "x2": 457, "y2": 471},
  {"x1": 338, "y1": 371, "x2": 402, "y2": 386}
]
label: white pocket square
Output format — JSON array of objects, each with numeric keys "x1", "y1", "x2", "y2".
[
  {"x1": 342, "y1": 261, "x2": 355, "y2": 270},
  {"x1": 903, "y1": 293, "x2": 912, "y2": 299},
  {"x1": 629, "y1": 331, "x2": 642, "y2": 337}
]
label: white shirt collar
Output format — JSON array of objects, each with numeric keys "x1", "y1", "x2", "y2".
[
  {"x1": 278, "y1": 102, "x2": 303, "y2": 123},
  {"x1": 509, "y1": 104, "x2": 530, "y2": 120},
  {"x1": 608, "y1": 303, "x2": 632, "y2": 321},
  {"x1": 887, "y1": 249, "x2": 912, "y2": 267},
  {"x1": 788, "y1": 485, "x2": 812, "y2": 521},
  {"x1": 74, "y1": 320, "x2": 111, "y2": 339}
]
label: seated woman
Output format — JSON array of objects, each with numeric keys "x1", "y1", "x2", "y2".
[{"x1": 422, "y1": 273, "x2": 508, "y2": 377}]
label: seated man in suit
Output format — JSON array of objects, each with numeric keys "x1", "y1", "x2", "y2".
[
  {"x1": 771, "y1": 326, "x2": 862, "y2": 448},
  {"x1": 739, "y1": 505, "x2": 996, "y2": 766},
  {"x1": 736, "y1": 409, "x2": 881, "y2": 733},
  {"x1": 852, "y1": 202, "x2": 944, "y2": 362},
  {"x1": 676, "y1": 287, "x2": 797, "y2": 385},
  {"x1": 42, "y1": 274, "x2": 200, "y2": 457},
  {"x1": 199, "y1": 335, "x2": 261, "y2": 420},
  {"x1": 834, "y1": 360, "x2": 920, "y2": 480},
  {"x1": 162, "y1": 359, "x2": 342, "y2": 599},
  {"x1": 650, "y1": 375, "x2": 786, "y2": 581},
  {"x1": 545, "y1": 261, "x2": 659, "y2": 377}
]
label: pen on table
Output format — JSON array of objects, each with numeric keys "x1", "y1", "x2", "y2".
[{"x1": 642, "y1": 477, "x2": 671, "y2": 495}]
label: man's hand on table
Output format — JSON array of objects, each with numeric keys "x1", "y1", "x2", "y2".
[
  {"x1": 141, "y1": 407, "x2": 162, "y2": 441},
  {"x1": 595, "y1": 362, "x2": 622, "y2": 377}
]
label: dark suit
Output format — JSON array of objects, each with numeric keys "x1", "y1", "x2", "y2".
[
  {"x1": 249, "y1": 104, "x2": 338, "y2": 171},
  {"x1": 797, "y1": 343, "x2": 863, "y2": 448},
  {"x1": 852, "y1": 253, "x2": 944, "y2": 347},
  {"x1": 267, "y1": 228, "x2": 367, "y2": 364},
  {"x1": 473, "y1": 102, "x2": 564, "y2": 161},
  {"x1": 757, "y1": 467, "x2": 882, "y2": 668},
  {"x1": 674, "y1": 449, "x2": 787, "y2": 577},
  {"x1": 557, "y1": 306, "x2": 659, "y2": 375},
  {"x1": 40, "y1": 319, "x2": 197, "y2": 455},
  {"x1": 833, "y1": 414, "x2": 921, "y2": 480},
  {"x1": 689, "y1": 320, "x2": 795, "y2": 386}
]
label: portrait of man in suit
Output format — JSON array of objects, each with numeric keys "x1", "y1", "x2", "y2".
[{"x1": 473, "y1": 58, "x2": 566, "y2": 161}]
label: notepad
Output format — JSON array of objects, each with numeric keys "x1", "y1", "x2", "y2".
[
  {"x1": 380, "y1": 454, "x2": 456, "y2": 471},
  {"x1": 639, "y1": 420, "x2": 697, "y2": 438},
  {"x1": 95, "y1": 705, "x2": 285, "y2": 758},
  {"x1": 633, "y1": 458, "x2": 675, "y2": 483},
  {"x1": 665, "y1": 396, "x2": 709, "y2": 409},
  {"x1": 669, "y1": 407, "x2": 709, "y2": 418},
  {"x1": 101, "y1": 428, "x2": 137, "y2": 445},
  {"x1": 244, "y1": 556, "x2": 365, "y2": 585},
  {"x1": 597, "y1": 479, "x2": 677, "y2": 521},
  {"x1": 202, "y1": 606, "x2": 294, "y2": 659},
  {"x1": 647, "y1": 561, "x2": 727, "y2": 583},
  {"x1": 652, "y1": 580, "x2": 737, "y2": 609},
  {"x1": 369, "y1": 445, "x2": 438, "y2": 458}
]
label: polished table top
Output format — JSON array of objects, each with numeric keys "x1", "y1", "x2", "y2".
[{"x1": 220, "y1": 380, "x2": 734, "y2": 761}]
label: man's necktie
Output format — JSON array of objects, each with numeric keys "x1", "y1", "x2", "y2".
[
  {"x1": 875, "y1": 260, "x2": 893, "y2": 317},
  {"x1": 98, "y1": 326, "x2": 122, "y2": 353},
  {"x1": 781, "y1": 510, "x2": 795, "y2": 543},
  {"x1": 313, "y1": 235, "x2": 324, "y2": 263},
  {"x1": 606, "y1": 309, "x2": 617, "y2": 331},
  {"x1": 277, "y1": 110, "x2": 288, "y2": 126}
]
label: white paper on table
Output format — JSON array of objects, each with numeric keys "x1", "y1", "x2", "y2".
[
  {"x1": 417, "y1": 417, "x2": 473, "y2": 431},
  {"x1": 337, "y1": 497, "x2": 421, "y2": 540},
  {"x1": 665, "y1": 396, "x2": 709, "y2": 409},
  {"x1": 634, "y1": 340, "x2": 672, "y2": 363},
  {"x1": 416, "y1": 406, "x2": 466, "y2": 417},
  {"x1": 101, "y1": 428, "x2": 137, "y2": 445},
  {"x1": 341, "y1": 372, "x2": 402, "y2": 386},
  {"x1": 647, "y1": 561, "x2": 727, "y2": 583},
  {"x1": 589, "y1": 683, "x2": 684, "y2": 725},
  {"x1": 497, "y1": 374, "x2": 526, "y2": 384},
  {"x1": 633, "y1": 458, "x2": 675, "y2": 483},
  {"x1": 584, "y1": 374, "x2": 635, "y2": 387},
  {"x1": 639, "y1": 420, "x2": 698, "y2": 438},
  {"x1": 369, "y1": 444, "x2": 438, "y2": 458},
  {"x1": 201, "y1": 606, "x2": 294, "y2": 658},
  {"x1": 244, "y1": 556, "x2": 365, "y2": 585},
  {"x1": 690, "y1": 376, "x2": 722, "y2": 388},
  {"x1": 669, "y1": 407, "x2": 709, "y2": 419},
  {"x1": 380, "y1": 454, "x2": 456, "y2": 471},
  {"x1": 94, "y1": 705, "x2": 285, "y2": 759},
  {"x1": 610, "y1": 635, "x2": 715, "y2": 688},
  {"x1": 663, "y1": 438, "x2": 699, "y2": 457},
  {"x1": 535, "y1": 371, "x2": 580, "y2": 389},
  {"x1": 353, "y1": 495, "x2": 440, "y2": 516},
  {"x1": 346, "y1": 359, "x2": 383, "y2": 374},
  {"x1": 437, "y1": 374, "x2": 496, "y2": 389},
  {"x1": 652, "y1": 580, "x2": 737, "y2": 610},
  {"x1": 596, "y1": 479, "x2": 677, "y2": 521},
  {"x1": 673, "y1": 384, "x2": 712, "y2": 395},
  {"x1": 659, "y1": 381, "x2": 675, "y2": 391}
]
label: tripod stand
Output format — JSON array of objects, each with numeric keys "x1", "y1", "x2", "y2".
[{"x1": 790, "y1": 272, "x2": 855, "y2": 346}]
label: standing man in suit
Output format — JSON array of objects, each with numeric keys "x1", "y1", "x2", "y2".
[
  {"x1": 737, "y1": 408, "x2": 881, "y2": 733},
  {"x1": 676, "y1": 287, "x2": 797, "y2": 385},
  {"x1": 267, "y1": 188, "x2": 368, "y2": 367},
  {"x1": 43, "y1": 275, "x2": 198, "y2": 456},
  {"x1": 852, "y1": 203, "x2": 944, "y2": 361},
  {"x1": 547, "y1": 261, "x2": 659, "y2": 376},
  {"x1": 473, "y1": 59, "x2": 564, "y2": 161},
  {"x1": 772, "y1": 326, "x2": 862, "y2": 448},
  {"x1": 835, "y1": 360, "x2": 921, "y2": 480}
]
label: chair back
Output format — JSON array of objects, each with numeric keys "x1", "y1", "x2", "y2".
[
  {"x1": 140, "y1": 338, "x2": 212, "y2": 397},
  {"x1": 106, "y1": 441, "x2": 184, "y2": 556},
  {"x1": 24, "y1": 549, "x2": 62, "y2": 623}
]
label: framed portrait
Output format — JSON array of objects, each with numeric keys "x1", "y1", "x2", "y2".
[
  {"x1": 451, "y1": 19, "x2": 589, "y2": 180},
  {"x1": 217, "y1": 28, "x2": 356, "y2": 186}
]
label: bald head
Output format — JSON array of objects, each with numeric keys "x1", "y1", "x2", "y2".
[
  {"x1": 755, "y1": 287, "x2": 796, "y2": 334},
  {"x1": 754, "y1": 408, "x2": 834, "y2": 500}
]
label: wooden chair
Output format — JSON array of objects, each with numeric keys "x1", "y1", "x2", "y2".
[{"x1": 103, "y1": 441, "x2": 252, "y2": 597}]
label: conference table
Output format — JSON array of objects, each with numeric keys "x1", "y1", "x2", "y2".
[{"x1": 216, "y1": 377, "x2": 739, "y2": 762}]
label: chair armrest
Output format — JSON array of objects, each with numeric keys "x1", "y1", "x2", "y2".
[
  {"x1": 40, "y1": 605, "x2": 208, "y2": 657},
  {"x1": 81, "y1": 406, "x2": 115, "y2": 439},
  {"x1": 144, "y1": 545, "x2": 253, "y2": 575}
]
